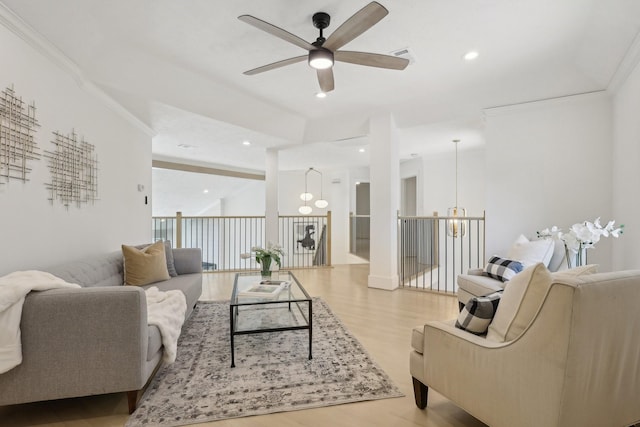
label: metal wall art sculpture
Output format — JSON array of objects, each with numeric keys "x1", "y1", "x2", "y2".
[
  {"x1": 0, "y1": 85, "x2": 40, "y2": 184},
  {"x1": 44, "y1": 130, "x2": 98, "y2": 208}
]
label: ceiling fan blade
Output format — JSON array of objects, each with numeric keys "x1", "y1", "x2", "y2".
[
  {"x1": 323, "y1": 2, "x2": 388, "y2": 51},
  {"x1": 335, "y1": 51, "x2": 409, "y2": 70},
  {"x1": 244, "y1": 55, "x2": 307, "y2": 75},
  {"x1": 238, "y1": 15, "x2": 314, "y2": 51},
  {"x1": 317, "y1": 68, "x2": 335, "y2": 92}
]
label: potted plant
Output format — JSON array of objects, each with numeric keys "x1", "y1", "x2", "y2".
[
  {"x1": 241, "y1": 243, "x2": 285, "y2": 279},
  {"x1": 538, "y1": 218, "x2": 624, "y2": 268}
]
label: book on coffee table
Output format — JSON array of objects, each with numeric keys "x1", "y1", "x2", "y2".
[{"x1": 238, "y1": 281, "x2": 289, "y2": 298}]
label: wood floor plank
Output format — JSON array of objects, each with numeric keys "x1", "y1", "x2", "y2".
[{"x1": 0, "y1": 264, "x2": 486, "y2": 427}]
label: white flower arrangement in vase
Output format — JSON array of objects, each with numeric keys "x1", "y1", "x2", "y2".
[
  {"x1": 240, "y1": 243, "x2": 285, "y2": 278},
  {"x1": 537, "y1": 218, "x2": 624, "y2": 268}
]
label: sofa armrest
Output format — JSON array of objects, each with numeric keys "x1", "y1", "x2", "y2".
[
  {"x1": 466, "y1": 268, "x2": 484, "y2": 276},
  {"x1": 0, "y1": 286, "x2": 149, "y2": 405},
  {"x1": 173, "y1": 248, "x2": 203, "y2": 275}
]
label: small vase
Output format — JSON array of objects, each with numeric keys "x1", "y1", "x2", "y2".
[
  {"x1": 260, "y1": 255, "x2": 272, "y2": 281},
  {"x1": 261, "y1": 270, "x2": 272, "y2": 281},
  {"x1": 565, "y1": 244, "x2": 586, "y2": 268}
]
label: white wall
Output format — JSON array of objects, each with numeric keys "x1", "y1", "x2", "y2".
[
  {"x1": 484, "y1": 92, "x2": 614, "y2": 270},
  {"x1": 0, "y1": 20, "x2": 152, "y2": 275},
  {"x1": 418, "y1": 148, "x2": 485, "y2": 218},
  {"x1": 612, "y1": 58, "x2": 640, "y2": 270},
  {"x1": 221, "y1": 180, "x2": 265, "y2": 216}
]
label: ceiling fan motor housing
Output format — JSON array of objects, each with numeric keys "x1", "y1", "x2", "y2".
[
  {"x1": 312, "y1": 12, "x2": 331, "y2": 30},
  {"x1": 309, "y1": 11, "x2": 333, "y2": 69}
]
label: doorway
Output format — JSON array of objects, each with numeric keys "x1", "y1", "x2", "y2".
[{"x1": 350, "y1": 182, "x2": 370, "y2": 260}]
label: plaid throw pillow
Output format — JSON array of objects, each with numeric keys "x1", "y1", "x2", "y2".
[
  {"x1": 483, "y1": 256, "x2": 524, "y2": 282},
  {"x1": 456, "y1": 292, "x2": 502, "y2": 335}
]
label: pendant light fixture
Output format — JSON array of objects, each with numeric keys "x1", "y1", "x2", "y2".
[
  {"x1": 298, "y1": 167, "x2": 328, "y2": 214},
  {"x1": 447, "y1": 139, "x2": 466, "y2": 237}
]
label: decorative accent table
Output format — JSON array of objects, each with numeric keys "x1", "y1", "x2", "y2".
[{"x1": 229, "y1": 271, "x2": 312, "y2": 367}]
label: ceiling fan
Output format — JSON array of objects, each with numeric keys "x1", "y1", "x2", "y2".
[{"x1": 238, "y1": 1, "x2": 409, "y2": 93}]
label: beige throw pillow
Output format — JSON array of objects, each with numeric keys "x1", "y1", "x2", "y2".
[
  {"x1": 122, "y1": 240, "x2": 170, "y2": 286},
  {"x1": 486, "y1": 263, "x2": 552, "y2": 342}
]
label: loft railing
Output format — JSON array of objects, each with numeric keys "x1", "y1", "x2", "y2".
[
  {"x1": 152, "y1": 212, "x2": 331, "y2": 272},
  {"x1": 398, "y1": 212, "x2": 485, "y2": 293},
  {"x1": 313, "y1": 224, "x2": 328, "y2": 266}
]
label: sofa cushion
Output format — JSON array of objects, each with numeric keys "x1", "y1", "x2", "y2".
[
  {"x1": 487, "y1": 263, "x2": 552, "y2": 342},
  {"x1": 483, "y1": 256, "x2": 524, "y2": 282},
  {"x1": 144, "y1": 273, "x2": 202, "y2": 317},
  {"x1": 456, "y1": 292, "x2": 502, "y2": 335},
  {"x1": 507, "y1": 234, "x2": 555, "y2": 268},
  {"x1": 164, "y1": 241, "x2": 178, "y2": 277},
  {"x1": 122, "y1": 241, "x2": 170, "y2": 287}
]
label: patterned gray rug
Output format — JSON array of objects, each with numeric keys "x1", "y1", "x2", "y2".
[{"x1": 126, "y1": 298, "x2": 403, "y2": 427}]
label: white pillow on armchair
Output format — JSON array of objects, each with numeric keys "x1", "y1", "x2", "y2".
[{"x1": 506, "y1": 234, "x2": 554, "y2": 268}]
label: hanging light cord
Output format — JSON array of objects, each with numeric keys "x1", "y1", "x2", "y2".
[{"x1": 454, "y1": 140, "x2": 459, "y2": 208}]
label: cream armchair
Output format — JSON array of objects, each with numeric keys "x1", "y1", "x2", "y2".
[
  {"x1": 457, "y1": 236, "x2": 566, "y2": 309},
  {"x1": 410, "y1": 268, "x2": 640, "y2": 427}
]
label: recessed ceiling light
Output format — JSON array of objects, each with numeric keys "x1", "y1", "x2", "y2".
[
  {"x1": 359, "y1": 148, "x2": 365, "y2": 153},
  {"x1": 355, "y1": 181, "x2": 361, "y2": 185},
  {"x1": 242, "y1": 140, "x2": 251, "y2": 146},
  {"x1": 316, "y1": 92, "x2": 327, "y2": 98},
  {"x1": 203, "y1": 189, "x2": 209, "y2": 194},
  {"x1": 177, "y1": 143, "x2": 195, "y2": 149},
  {"x1": 463, "y1": 51, "x2": 479, "y2": 61}
]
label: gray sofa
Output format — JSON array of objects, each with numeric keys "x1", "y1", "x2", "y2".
[{"x1": 0, "y1": 246, "x2": 202, "y2": 413}]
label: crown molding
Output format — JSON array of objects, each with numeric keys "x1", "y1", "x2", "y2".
[
  {"x1": 608, "y1": 28, "x2": 640, "y2": 94},
  {"x1": 0, "y1": 2, "x2": 155, "y2": 137},
  {"x1": 483, "y1": 90, "x2": 607, "y2": 117}
]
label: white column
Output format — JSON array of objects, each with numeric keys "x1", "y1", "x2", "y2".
[
  {"x1": 265, "y1": 148, "x2": 279, "y2": 246},
  {"x1": 368, "y1": 113, "x2": 399, "y2": 290}
]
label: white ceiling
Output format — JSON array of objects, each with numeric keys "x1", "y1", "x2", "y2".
[{"x1": 3, "y1": 0, "x2": 640, "y2": 211}]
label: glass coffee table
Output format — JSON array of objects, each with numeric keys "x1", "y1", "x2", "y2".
[{"x1": 229, "y1": 271, "x2": 312, "y2": 368}]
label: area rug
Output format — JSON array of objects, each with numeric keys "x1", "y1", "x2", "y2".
[{"x1": 126, "y1": 298, "x2": 403, "y2": 427}]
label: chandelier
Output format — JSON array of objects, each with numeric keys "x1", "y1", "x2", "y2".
[
  {"x1": 447, "y1": 139, "x2": 466, "y2": 237},
  {"x1": 299, "y1": 167, "x2": 328, "y2": 215}
]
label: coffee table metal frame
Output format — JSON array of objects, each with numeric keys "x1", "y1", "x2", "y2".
[{"x1": 229, "y1": 271, "x2": 312, "y2": 368}]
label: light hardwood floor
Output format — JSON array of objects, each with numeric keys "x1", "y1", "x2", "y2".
[{"x1": 0, "y1": 264, "x2": 487, "y2": 427}]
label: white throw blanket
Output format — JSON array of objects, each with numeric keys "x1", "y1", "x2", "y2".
[
  {"x1": 0, "y1": 270, "x2": 81, "y2": 374},
  {"x1": 145, "y1": 286, "x2": 186, "y2": 364}
]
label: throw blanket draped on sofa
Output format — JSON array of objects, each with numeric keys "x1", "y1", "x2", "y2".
[
  {"x1": 0, "y1": 270, "x2": 81, "y2": 374},
  {"x1": 145, "y1": 286, "x2": 186, "y2": 363}
]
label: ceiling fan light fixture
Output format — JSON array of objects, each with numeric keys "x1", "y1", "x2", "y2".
[
  {"x1": 309, "y1": 48, "x2": 334, "y2": 70},
  {"x1": 463, "y1": 51, "x2": 479, "y2": 61}
]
